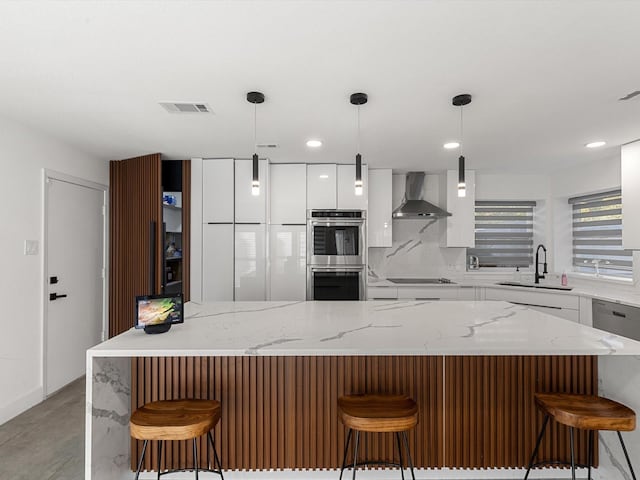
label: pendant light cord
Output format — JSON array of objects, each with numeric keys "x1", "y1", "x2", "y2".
[
  {"x1": 357, "y1": 104, "x2": 361, "y2": 154},
  {"x1": 253, "y1": 102, "x2": 257, "y2": 155},
  {"x1": 459, "y1": 105, "x2": 464, "y2": 155}
]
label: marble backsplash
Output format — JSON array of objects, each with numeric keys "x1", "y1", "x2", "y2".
[{"x1": 368, "y1": 218, "x2": 467, "y2": 280}]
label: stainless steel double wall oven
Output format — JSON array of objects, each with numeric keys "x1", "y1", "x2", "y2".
[{"x1": 306, "y1": 210, "x2": 366, "y2": 300}]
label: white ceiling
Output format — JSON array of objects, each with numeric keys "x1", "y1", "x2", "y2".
[{"x1": 1, "y1": 0, "x2": 639, "y2": 173}]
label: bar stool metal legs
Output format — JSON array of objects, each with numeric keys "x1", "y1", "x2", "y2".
[
  {"x1": 524, "y1": 415, "x2": 637, "y2": 480},
  {"x1": 133, "y1": 432, "x2": 224, "y2": 479},
  {"x1": 339, "y1": 428, "x2": 416, "y2": 480}
]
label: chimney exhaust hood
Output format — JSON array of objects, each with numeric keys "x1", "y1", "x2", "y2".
[{"x1": 392, "y1": 172, "x2": 451, "y2": 219}]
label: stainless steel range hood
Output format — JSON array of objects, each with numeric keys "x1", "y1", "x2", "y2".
[{"x1": 392, "y1": 172, "x2": 451, "y2": 219}]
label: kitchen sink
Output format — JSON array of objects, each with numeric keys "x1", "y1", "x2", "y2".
[{"x1": 497, "y1": 281, "x2": 573, "y2": 291}]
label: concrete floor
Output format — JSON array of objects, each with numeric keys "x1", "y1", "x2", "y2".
[{"x1": 0, "y1": 377, "x2": 85, "y2": 480}]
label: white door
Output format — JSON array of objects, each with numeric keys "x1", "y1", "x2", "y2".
[
  {"x1": 270, "y1": 164, "x2": 307, "y2": 224},
  {"x1": 46, "y1": 176, "x2": 105, "y2": 395}
]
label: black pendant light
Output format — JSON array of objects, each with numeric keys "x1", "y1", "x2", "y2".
[
  {"x1": 350, "y1": 92, "x2": 368, "y2": 196},
  {"x1": 452, "y1": 93, "x2": 472, "y2": 198},
  {"x1": 247, "y1": 91, "x2": 265, "y2": 196}
]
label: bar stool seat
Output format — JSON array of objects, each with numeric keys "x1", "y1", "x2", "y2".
[
  {"x1": 338, "y1": 394, "x2": 418, "y2": 480},
  {"x1": 524, "y1": 393, "x2": 637, "y2": 480},
  {"x1": 130, "y1": 399, "x2": 224, "y2": 480},
  {"x1": 338, "y1": 394, "x2": 418, "y2": 433},
  {"x1": 130, "y1": 399, "x2": 221, "y2": 440},
  {"x1": 535, "y1": 393, "x2": 635, "y2": 431}
]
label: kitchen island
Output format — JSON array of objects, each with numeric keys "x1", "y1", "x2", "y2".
[{"x1": 86, "y1": 300, "x2": 640, "y2": 479}]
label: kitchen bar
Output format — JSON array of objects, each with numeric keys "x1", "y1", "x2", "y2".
[{"x1": 86, "y1": 300, "x2": 640, "y2": 479}]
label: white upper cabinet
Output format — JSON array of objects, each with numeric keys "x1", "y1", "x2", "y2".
[
  {"x1": 202, "y1": 159, "x2": 234, "y2": 223},
  {"x1": 337, "y1": 164, "x2": 368, "y2": 210},
  {"x1": 307, "y1": 164, "x2": 337, "y2": 210},
  {"x1": 368, "y1": 169, "x2": 392, "y2": 247},
  {"x1": 270, "y1": 164, "x2": 307, "y2": 224},
  {"x1": 235, "y1": 159, "x2": 268, "y2": 223},
  {"x1": 441, "y1": 169, "x2": 476, "y2": 248},
  {"x1": 269, "y1": 225, "x2": 306, "y2": 301},
  {"x1": 622, "y1": 141, "x2": 640, "y2": 249},
  {"x1": 235, "y1": 224, "x2": 267, "y2": 300}
]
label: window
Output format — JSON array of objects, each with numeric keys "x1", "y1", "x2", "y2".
[
  {"x1": 468, "y1": 201, "x2": 536, "y2": 268},
  {"x1": 570, "y1": 189, "x2": 632, "y2": 278}
]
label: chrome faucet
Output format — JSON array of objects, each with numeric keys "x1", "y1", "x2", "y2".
[{"x1": 535, "y1": 244, "x2": 547, "y2": 284}]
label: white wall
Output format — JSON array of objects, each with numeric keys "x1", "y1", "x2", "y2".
[{"x1": 0, "y1": 116, "x2": 108, "y2": 425}]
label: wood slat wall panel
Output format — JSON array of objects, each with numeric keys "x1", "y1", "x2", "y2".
[
  {"x1": 444, "y1": 356, "x2": 598, "y2": 468},
  {"x1": 131, "y1": 356, "x2": 444, "y2": 471},
  {"x1": 109, "y1": 153, "x2": 162, "y2": 337}
]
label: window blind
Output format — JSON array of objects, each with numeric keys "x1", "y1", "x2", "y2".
[
  {"x1": 468, "y1": 200, "x2": 536, "y2": 268},
  {"x1": 569, "y1": 189, "x2": 632, "y2": 278}
]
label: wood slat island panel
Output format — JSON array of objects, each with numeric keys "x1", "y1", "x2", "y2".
[
  {"x1": 131, "y1": 356, "x2": 444, "y2": 471},
  {"x1": 445, "y1": 356, "x2": 597, "y2": 468},
  {"x1": 131, "y1": 355, "x2": 596, "y2": 472}
]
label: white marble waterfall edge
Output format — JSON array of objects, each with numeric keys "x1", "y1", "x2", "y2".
[{"x1": 86, "y1": 356, "x2": 131, "y2": 480}]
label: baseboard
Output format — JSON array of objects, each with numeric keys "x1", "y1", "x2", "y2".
[
  {"x1": 0, "y1": 385, "x2": 43, "y2": 426},
  {"x1": 136, "y1": 466, "x2": 597, "y2": 480}
]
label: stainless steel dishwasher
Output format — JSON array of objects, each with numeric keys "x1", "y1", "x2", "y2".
[{"x1": 592, "y1": 299, "x2": 640, "y2": 341}]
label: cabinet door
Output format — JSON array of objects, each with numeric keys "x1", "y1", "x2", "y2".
[
  {"x1": 443, "y1": 169, "x2": 475, "y2": 247},
  {"x1": 235, "y1": 159, "x2": 267, "y2": 223},
  {"x1": 269, "y1": 225, "x2": 306, "y2": 301},
  {"x1": 202, "y1": 223, "x2": 234, "y2": 301},
  {"x1": 337, "y1": 164, "x2": 368, "y2": 210},
  {"x1": 235, "y1": 224, "x2": 267, "y2": 300},
  {"x1": 368, "y1": 169, "x2": 392, "y2": 247},
  {"x1": 307, "y1": 164, "x2": 337, "y2": 210},
  {"x1": 270, "y1": 164, "x2": 307, "y2": 224},
  {"x1": 622, "y1": 140, "x2": 640, "y2": 249},
  {"x1": 528, "y1": 305, "x2": 580, "y2": 322},
  {"x1": 202, "y1": 159, "x2": 234, "y2": 223}
]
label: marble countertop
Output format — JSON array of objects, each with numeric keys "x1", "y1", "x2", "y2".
[
  {"x1": 368, "y1": 278, "x2": 640, "y2": 307},
  {"x1": 88, "y1": 300, "x2": 640, "y2": 358}
]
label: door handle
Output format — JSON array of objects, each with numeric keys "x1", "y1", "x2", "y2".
[{"x1": 49, "y1": 293, "x2": 68, "y2": 301}]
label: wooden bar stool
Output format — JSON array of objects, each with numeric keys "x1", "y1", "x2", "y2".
[
  {"x1": 524, "y1": 393, "x2": 637, "y2": 480},
  {"x1": 338, "y1": 394, "x2": 418, "y2": 480},
  {"x1": 130, "y1": 399, "x2": 224, "y2": 480}
]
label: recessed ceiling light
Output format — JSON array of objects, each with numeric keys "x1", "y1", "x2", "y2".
[
  {"x1": 306, "y1": 139, "x2": 322, "y2": 148},
  {"x1": 319, "y1": 174, "x2": 329, "y2": 179},
  {"x1": 443, "y1": 142, "x2": 460, "y2": 149},
  {"x1": 585, "y1": 141, "x2": 606, "y2": 148}
]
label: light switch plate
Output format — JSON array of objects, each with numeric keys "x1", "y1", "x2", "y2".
[{"x1": 24, "y1": 240, "x2": 39, "y2": 256}]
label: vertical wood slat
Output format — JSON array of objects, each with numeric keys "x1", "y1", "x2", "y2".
[
  {"x1": 444, "y1": 356, "x2": 598, "y2": 468},
  {"x1": 109, "y1": 152, "x2": 162, "y2": 338},
  {"x1": 131, "y1": 355, "x2": 594, "y2": 472},
  {"x1": 181, "y1": 160, "x2": 191, "y2": 302}
]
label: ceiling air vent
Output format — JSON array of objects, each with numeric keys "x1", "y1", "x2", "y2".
[
  {"x1": 256, "y1": 143, "x2": 279, "y2": 148},
  {"x1": 159, "y1": 102, "x2": 213, "y2": 113}
]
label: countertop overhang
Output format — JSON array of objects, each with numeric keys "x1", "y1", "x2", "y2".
[{"x1": 88, "y1": 300, "x2": 640, "y2": 357}]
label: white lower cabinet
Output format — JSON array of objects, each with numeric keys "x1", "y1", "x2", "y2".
[
  {"x1": 484, "y1": 287, "x2": 580, "y2": 322},
  {"x1": 202, "y1": 223, "x2": 234, "y2": 301},
  {"x1": 269, "y1": 225, "x2": 306, "y2": 301},
  {"x1": 235, "y1": 224, "x2": 267, "y2": 300}
]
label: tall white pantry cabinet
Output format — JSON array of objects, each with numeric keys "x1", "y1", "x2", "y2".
[{"x1": 191, "y1": 158, "x2": 268, "y2": 302}]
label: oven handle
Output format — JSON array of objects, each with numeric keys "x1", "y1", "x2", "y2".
[
  {"x1": 310, "y1": 220, "x2": 365, "y2": 227},
  {"x1": 310, "y1": 266, "x2": 365, "y2": 273}
]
